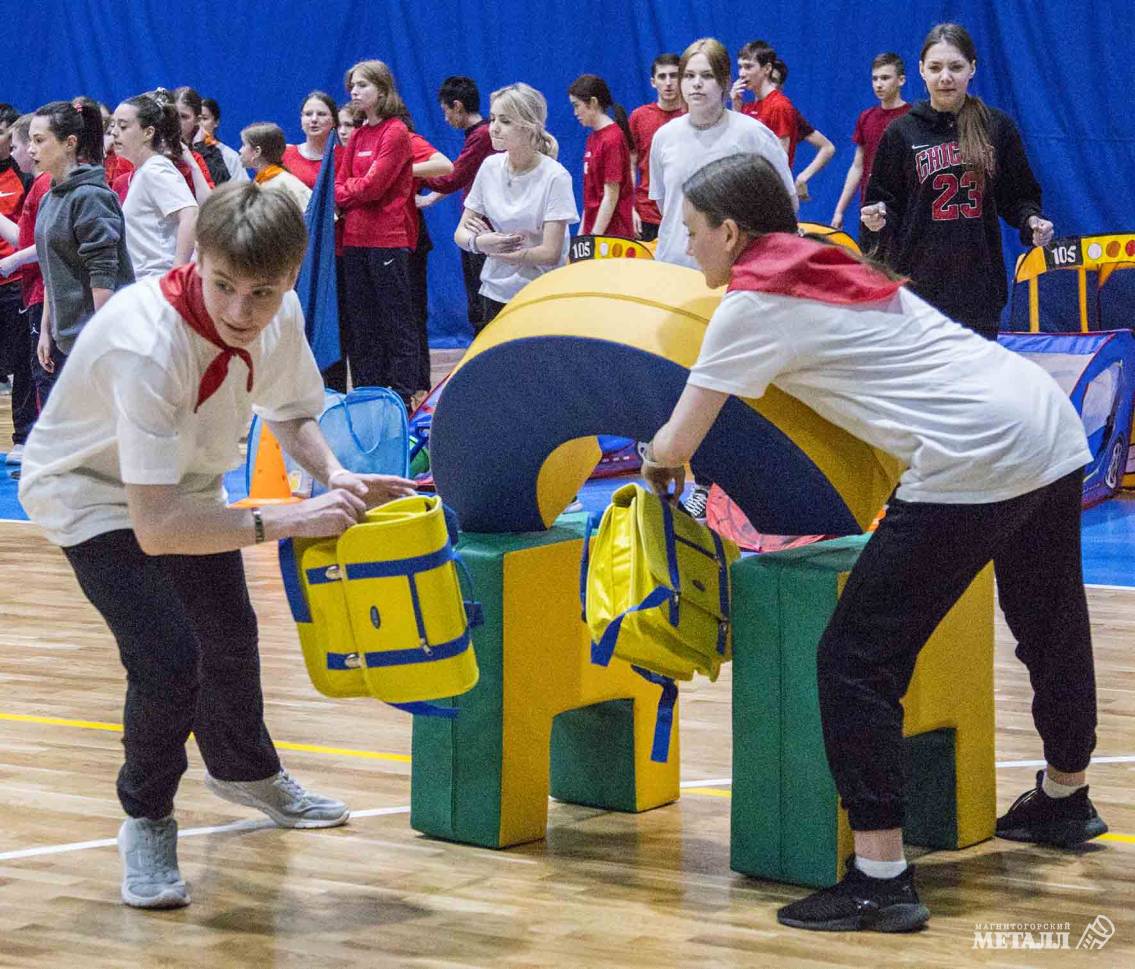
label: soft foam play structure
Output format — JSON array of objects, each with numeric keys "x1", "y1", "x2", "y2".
[
  {"x1": 409, "y1": 260, "x2": 997, "y2": 883},
  {"x1": 998, "y1": 330, "x2": 1135, "y2": 505},
  {"x1": 429, "y1": 259, "x2": 904, "y2": 535},
  {"x1": 568, "y1": 234, "x2": 655, "y2": 263},
  {"x1": 797, "y1": 221, "x2": 862, "y2": 254},
  {"x1": 1008, "y1": 232, "x2": 1135, "y2": 333},
  {"x1": 730, "y1": 536, "x2": 995, "y2": 887},
  {"x1": 410, "y1": 525, "x2": 680, "y2": 848}
]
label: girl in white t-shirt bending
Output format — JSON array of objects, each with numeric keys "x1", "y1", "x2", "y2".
[
  {"x1": 642, "y1": 152, "x2": 1103, "y2": 934},
  {"x1": 455, "y1": 83, "x2": 579, "y2": 324},
  {"x1": 111, "y1": 95, "x2": 198, "y2": 279}
]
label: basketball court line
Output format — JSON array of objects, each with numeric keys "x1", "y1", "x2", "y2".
[
  {"x1": 0, "y1": 805, "x2": 412, "y2": 863},
  {"x1": 4, "y1": 712, "x2": 1133, "y2": 774}
]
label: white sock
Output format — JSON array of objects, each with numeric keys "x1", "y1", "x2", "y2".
[
  {"x1": 1042, "y1": 772, "x2": 1086, "y2": 799},
  {"x1": 855, "y1": 855, "x2": 908, "y2": 880}
]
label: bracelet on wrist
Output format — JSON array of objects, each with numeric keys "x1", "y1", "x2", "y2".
[{"x1": 469, "y1": 233, "x2": 480, "y2": 255}]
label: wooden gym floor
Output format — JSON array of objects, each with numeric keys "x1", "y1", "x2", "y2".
[{"x1": 0, "y1": 400, "x2": 1132, "y2": 968}]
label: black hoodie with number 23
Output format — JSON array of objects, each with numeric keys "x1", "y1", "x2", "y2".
[{"x1": 865, "y1": 99, "x2": 1043, "y2": 337}]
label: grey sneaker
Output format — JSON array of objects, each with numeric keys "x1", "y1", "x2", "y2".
[
  {"x1": 117, "y1": 816, "x2": 190, "y2": 909},
  {"x1": 204, "y1": 769, "x2": 350, "y2": 828}
]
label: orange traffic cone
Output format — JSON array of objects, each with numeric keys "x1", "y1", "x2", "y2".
[{"x1": 231, "y1": 425, "x2": 301, "y2": 507}]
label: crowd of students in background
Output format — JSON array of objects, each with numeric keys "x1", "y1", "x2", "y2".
[{"x1": 0, "y1": 27, "x2": 1049, "y2": 484}]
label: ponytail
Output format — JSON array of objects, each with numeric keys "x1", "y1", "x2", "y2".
[
  {"x1": 34, "y1": 99, "x2": 105, "y2": 164},
  {"x1": 124, "y1": 95, "x2": 182, "y2": 157},
  {"x1": 611, "y1": 103, "x2": 634, "y2": 153},
  {"x1": 568, "y1": 73, "x2": 633, "y2": 151},
  {"x1": 490, "y1": 83, "x2": 558, "y2": 158},
  {"x1": 956, "y1": 94, "x2": 995, "y2": 185}
]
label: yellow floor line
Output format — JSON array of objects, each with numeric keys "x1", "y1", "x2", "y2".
[
  {"x1": 2, "y1": 713, "x2": 1132, "y2": 843},
  {"x1": 0, "y1": 712, "x2": 122, "y2": 732},
  {"x1": 680, "y1": 786, "x2": 732, "y2": 798},
  {"x1": 0, "y1": 712, "x2": 410, "y2": 764}
]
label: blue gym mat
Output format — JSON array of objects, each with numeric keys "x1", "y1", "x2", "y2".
[{"x1": 3, "y1": 454, "x2": 1132, "y2": 587}]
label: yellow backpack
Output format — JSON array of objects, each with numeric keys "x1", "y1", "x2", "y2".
[
  {"x1": 278, "y1": 494, "x2": 480, "y2": 716},
  {"x1": 582, "y1": 484, "x2": 739, "y2": 760},
  {"x1": 584, "y1": 483, "x2": 740, "y2": 680}
]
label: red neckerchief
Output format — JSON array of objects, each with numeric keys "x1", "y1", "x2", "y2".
[
  {"x1": 728, "y1": 232, "x2": 906, "y2": 304},
  {"x1": 159, "y1": 264, "x2": 253, "y2": 412}
]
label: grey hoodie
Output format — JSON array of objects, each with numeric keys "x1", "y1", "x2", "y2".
[{"x1": 34, "y1": 164, "x2": 134, "y2": 353}]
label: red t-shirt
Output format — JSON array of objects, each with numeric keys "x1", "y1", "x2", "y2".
[
  {"x1": 0, "y1": 161, "x2": 26, "y2": 272},
  {"x1": 334, "y1": 117, "x2": 413, "y2": 249},
  {"x1": 103, "y1": 150, "x2": 133, "y2": 186},
  {"x1": 405, "y1": 132, "x2": 440, "y2": 249},
  {"x1": 749, "y1": 88, "x2": 799, "y2": 166},
  {"x1": 852, "y1": 103, "x2": 911, "y2": 204},
  {"x1": 282, "y1": 143, "x2": 346, "y2": 189},
  {"x1": 282, "y1": 144, "x2": 321, "y2": 188},
  {"x1": 581, "y1": 123, "x2": 634, "y2": 237},
  {"x1": 628, "y1": 103, "x2": 684, "y2": 225},
  {"x1": 18, "y1": 172, "x2": 51, "y2": 307}
]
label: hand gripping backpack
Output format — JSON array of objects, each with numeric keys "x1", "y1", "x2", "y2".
[
  {"x1": 278, "y1": 493, "x2": 480, "y2": 717},
  {"x1": 582, "y1": 483, "x2": 739, "y2": 759}
]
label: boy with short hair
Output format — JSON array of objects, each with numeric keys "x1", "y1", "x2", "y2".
[
  {"x1": 419, "y1": 76, "x2": 498, "y2": 333},
  {"x1": 730, "y1": 41, "x2": 799, "y2": 163},
  {"x1": 769, "y1": 57, "x2": 836, "y2": 202},
  {"x1": 19, "y1": 182, "x2": 417, "y2": 910},
  {"x1": 831, "y1": 53, "x2": 910, "y2": 230},
  {"x1": 628, "y1": 53, "x2": 684, "y2": 242}
]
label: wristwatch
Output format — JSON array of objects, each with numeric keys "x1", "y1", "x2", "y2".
[{"x1": 251, "y1": 506, "x2": 266, "y2": 544}]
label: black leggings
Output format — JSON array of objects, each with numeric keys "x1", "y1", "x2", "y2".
[
  {"x1": 63, "y1": 530, "x2": 280, "y2": 819},
  {"x1": 818, "y1": 469, "x2": 1096, "y2": 831}
]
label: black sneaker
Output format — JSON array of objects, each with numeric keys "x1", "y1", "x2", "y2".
[
  {"x1": 776, "y1": 859, "x2": 929, "y2": 932},
  {"x1": 682, "y1": 484, "x2": 710, "y2": 520},
  {"x1": 996, "y1": 770, "x2": 1108, "y2": 848}
]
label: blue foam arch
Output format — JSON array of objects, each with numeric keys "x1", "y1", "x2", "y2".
[{"x1": 431, "y1": 335, "x2": 861, "y2": 535}]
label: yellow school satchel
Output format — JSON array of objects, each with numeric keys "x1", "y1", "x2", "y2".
[
  {"x1": 584, "y1": 483, "x2": 740, "y2": 682},
  {"x1": 278, "y1": 494, "x2": 480, "y2": 716}
]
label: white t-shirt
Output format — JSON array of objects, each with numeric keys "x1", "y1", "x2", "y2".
[
  {"x1": 19, "y1": 278, "x2": 325, "y2": 546},
  {"x1": 263, "y1": 169, "x2": 312, "y2": 214},
  {"x1": 465, "y1": 153, "x2": 580, "y2": 304},
  {"x1": 687, "y1": 286, "x2": 1091, "y2": 504},
  {"x1": 649, "y1": 111, "x2": 797, "y2": 267},
  {"x1": 122, "y1": 154, "x2": 198, "y2": 279}
]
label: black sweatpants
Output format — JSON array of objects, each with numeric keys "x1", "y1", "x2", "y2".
[
  {"x1": 461, "y1": 249, "x2": 487, "y2": 334},
  {"x1": 63, "y1": 530, "x2": 280, "y2": 819},
  {"x1": 341, "y1": 246, "x2": 418, "y2": 405},
  {"x1": 817, "y1": 469, "x2": 1096, "y2": 831},
  {"x1": 1, "y1": 285, "x2": 35, "y2": 445},
  {"x1": 408, "y1": 214, "x2": 433, "y2": 392}
]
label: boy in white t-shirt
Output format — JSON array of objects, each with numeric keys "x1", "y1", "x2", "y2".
[
  {"x1": 641, "y1": 154, "x2": 1104, "y2": 933},
  {"x1": 19, "y1": 183, "x2": 416, "y2": 910}
]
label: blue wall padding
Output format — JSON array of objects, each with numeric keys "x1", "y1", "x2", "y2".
[
  {"x1": 11, "y1": 1, "x2": 1132, "y2": 344},
  {"x1": 430, "y1": 335, "x2": 859, "y2": 534}
]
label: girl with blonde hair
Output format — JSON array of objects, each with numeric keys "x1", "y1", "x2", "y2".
[{"x1": 454, "y1": 83, "x2": 578, "y2": 323}]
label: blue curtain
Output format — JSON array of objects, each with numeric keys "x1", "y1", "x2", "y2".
[{"x1": 12, "y1": 0, "x2": 1132, "y2": 344}]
